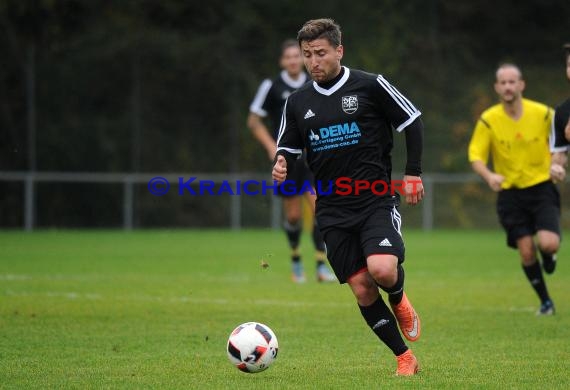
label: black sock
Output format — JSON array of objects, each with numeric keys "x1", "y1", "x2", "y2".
[
  {"x1": 358, "y1": 296, "x2": 408, "y2": 356},
  {"x1": 539, "y1": 250, "x2": 556, "y2": 274},
  {"x1": 312, "y1": 221, "x2": 326, "y2": 252},
  {"x1": 283, "y1": 220, "x2": 301, "y2": 250},
  {"x1": 378, "y1": 265, "x2": 405, "y2": 305},
  {"x1": 539, "y1": 250, "x2": 553, "y2": 263},
  {"x1": 522, "y1": 261, "x2": 550, "y2": 303},
  {"x1": 292, "y1": 255, "x2": 301, "y2": 263}
]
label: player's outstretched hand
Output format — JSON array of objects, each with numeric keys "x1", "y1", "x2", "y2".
[
  {"x1": 272, "y1": 155, "x2": 287, "y2": 184},
  {"x1": 403, "y1": 175, "x2": 424, "y2": 205}
]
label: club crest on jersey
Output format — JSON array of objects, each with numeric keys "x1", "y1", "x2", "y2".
[{"x1": 341, "y1": 95, "x2": 358, "y2": 114}]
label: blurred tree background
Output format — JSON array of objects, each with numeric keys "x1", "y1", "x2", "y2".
[{"x1": 1, "y1": 0, "x2": 569, "y2": 228}]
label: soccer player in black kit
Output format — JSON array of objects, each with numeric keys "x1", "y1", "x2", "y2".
[
  {"x1": 272, "y1": 19, "x2": 424, "y2": 376},
  {"x1": 248, "y1": 39, "x2": 336, "y2": 283},
  {"x1": 551, "y1": 43, "x2": 570, "y2": 178}
]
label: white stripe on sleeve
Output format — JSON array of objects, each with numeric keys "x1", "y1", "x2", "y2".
[
  {"x1": 549, "y1": 110, "x2": 569, "y2": 152},
  {"x1": 249, "y1": 79, "x2": 272, "y2": 117},
  {"x1": 276, "y1": 98, "x2": 288, "y2": 145},
  {"x1": 376, "y1": 75, "x2": 420, "y2": 119},
  {"x1": 276, "y1": 98, "x2": 302, "y2": 155}
]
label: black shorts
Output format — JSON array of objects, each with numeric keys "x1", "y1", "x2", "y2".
[
  {"x1": 276, "y1": 154, "x2": 314, "y2": 198},
  {"x1": 497, "y1": 180, "x2": 561, "y2": 249},
  {"x1": 319, "y1": 202, "x2": 405, "y2": 284}
]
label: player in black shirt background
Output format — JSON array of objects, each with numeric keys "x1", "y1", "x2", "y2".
[
  {"x1": 247, "y1": 39, "x2": 336, "y2": 283},
  {"x1": 551, "y1": 43, "x2": 570, "y2": 176},
  {"x1": 273, "y1": 19, "x2": 424, "y2": 376}
]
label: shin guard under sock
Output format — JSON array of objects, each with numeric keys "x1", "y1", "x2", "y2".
[
  {"x1": 359, "y1": 296, "x2": 408, "y2": 356},
  {"x1": 522, "y1": 261, "x2": 550, "y2": 303},
  {"x1": 283, "y1": 220, "x2": 301, "y2": 251},
  {"x1": 312, "y1": 221, "x2": 326, "y2": 252}
]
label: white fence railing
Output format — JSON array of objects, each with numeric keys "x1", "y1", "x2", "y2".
[
  {"x1": 1, "y1": 171, "x2": 547, "y2": 231},
  {"x1": 1, "y1": 171, "x2": 284, "y2": 231}
]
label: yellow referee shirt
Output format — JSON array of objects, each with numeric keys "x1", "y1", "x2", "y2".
[{"x1": 468, "y1": 98, "x2": 553, "y2": 189}]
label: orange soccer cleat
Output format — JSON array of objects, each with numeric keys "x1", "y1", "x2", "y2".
[
  {"x1": 390, "y1": 292, "x2": 421, "y2": 342},
  {"x1": 396, "y1": 349, "x2": 419, "y2": 376}
]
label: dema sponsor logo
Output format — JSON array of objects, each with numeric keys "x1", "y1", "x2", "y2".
[
  {"x1": 309, "y1": 122, "x2": 362, "y2": 152},
  {"x1": 317, "y1": 122, "x2": 361, "y2": 139}
]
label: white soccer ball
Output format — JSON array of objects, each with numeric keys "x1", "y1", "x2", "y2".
[{"x1": 227, "y1": 322, "x2": 279, "y2": 373}]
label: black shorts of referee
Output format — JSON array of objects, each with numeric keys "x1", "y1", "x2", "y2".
[{"x1": 497, "y1": 180, "x2": 561, "y2": 249}]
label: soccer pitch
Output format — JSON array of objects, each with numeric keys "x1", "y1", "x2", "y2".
[{"x1": 1, "y1": 229, "x2": 569, "y2": 389}]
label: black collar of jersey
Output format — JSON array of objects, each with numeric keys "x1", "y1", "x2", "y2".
[{"x1": 313, "y1": 66, "x2": 350, "y2": 96}]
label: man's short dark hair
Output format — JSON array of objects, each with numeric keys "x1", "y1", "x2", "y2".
[
  {"x1": 563, "y1": 43, "x2": 570, "y2": 60},
  {"x1": 297, "y1": 18, "x2": 342, "y2": 48},
  {"x1": 281, "y1": 39, "x2": 299, "y2": 55}
]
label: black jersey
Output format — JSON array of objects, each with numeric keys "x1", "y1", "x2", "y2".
[
  {"x1": 249, "y1": 70, "x2": 308, "y2": 140},
  {"x1": 551, "y1": 98, "x2": 570, "y2": 152},
  {"x1": 276, "y1": 66, "x2": 421, "y2": 225}
]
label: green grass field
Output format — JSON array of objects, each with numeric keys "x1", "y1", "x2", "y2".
[{"x1": 1, "y1": 229, "x2": 569, "y2": 389}]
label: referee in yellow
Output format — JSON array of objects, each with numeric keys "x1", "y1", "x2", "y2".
[{"x1": 468, "y1": 63, "x2": 564, "y2": 315}]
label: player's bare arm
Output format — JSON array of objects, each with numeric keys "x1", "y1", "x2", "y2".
[
  {"x1": 551, "y1": 151, "x2": 568, "y2": 167},
  {"x1": 471, "y1": 160, "x2": 504, "y2": 192},
  {"x1": 247, "y1": 113, "x2": 278, "y2": 161}
]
